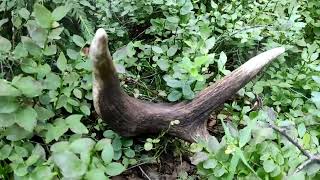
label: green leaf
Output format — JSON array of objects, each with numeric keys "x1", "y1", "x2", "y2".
[
  {"x1": 68, "y1": 97, "x2": 79, "y2": 106},
  {"x1": 194, "y1": 56, "x2": 209, "y2": 67},
  {"x1": 312, "y1": 76, "x2": 320, "y2": 84},
  {"x1": 72, "y1": 35, "x2": 86, "y2": 47},
  {"x1": 263, "y1": 159, "x2": 276, "y2": 173},
  {"x1": 144, "y1": 142, "x2": 153, "y2": 151},
  {"x1": 76, "y1": 60, "x2": 93, "y2": 71},
  {"x1": 85, "y1": 169, "x2": 108, "y2": 180},
  {"x1": 14, "y1": 43, "x2": 28, "y2": 58},
  {"x1": 73, "y1": 88, "x2": 82, "y2": 99},
  {"x1": 303, "y1": 133, "x2": 311, "y2": 147},
  {"x1": 200, "y1": 24, "x2": 211, "y2": 40},
  {"x1": 0, "y1": 144, "x2": 13, "y2": 160},
  {"x1": 190, "y1": 152, "x2": 209, "y2": 165},
  {"x1": 65, "y1": 114, "x2": 82, "y2": 123},
  {"x1": 101, "y1": 143, "x2": 114, "y2": 164},
  {"x1": 203, "y1": 159, "x2": 218, "y2": 169},
  {"x1": 0, "y1": 80, "x2": 21, "y2": 96},
  {"x1": 124, "y1": 149, "x2": 135, "y2": 158},
  {"x1": 167, "y1": 16, "x2": 179, "y2": 24},
  {"x1": 21, "y1": 36, "x2": 42, "y2": 57},
  {"x1": 122, "y1": 139, "x2": 133, "y2": 147},
  {"x1": 152, "y1": 46, "x2": 163, "y2": 54},
  {"x1": 207, "y1": 136, "x2": 221, "y2": 153},
  {"x1": 44, "y1": 72, "x2": 61, "y2": 90},
  {"x1": 34, "y1": 4, "x2": 53, "y2": 28},
  {"x1": 0, "y1": 113, "x2": 15, "y2": 128},
  {"x1": 311, "y1": 91, "x2": 320, "y2": 108},
  {"x1": 311, "y1": 52, "x2": 319, "y2": 61},
  {"x1": 4, "y1": 125, "x2": 31, "y2": 141},
  {"x1": 227, "y1": 153, "x2": 240, "y2": 180},
  {"x1": 21, "y1": 59, "x2": 37, "y2": 74},
  {"x1": 44, "y1": 44, "x2": 57, "y2": 56},
  {"x1": 49, "y1": 27, "x2": 64, "y2": 40},
  {"x1": 0, "y1": 97, "x2": 19, "y2": 113},
  {"x1": 45, "y1": 118, "x2": 69, "y2": 143},
  {"x1": 252, "y1": 127, "x2": 274, "y2": 144},
  {"x1": 153, "y1": 0, "x2": 164, "y2": 4},
  {"x1": 113, "y1": 150, "x2": 122, "y2": 161},
  {"x1": 57, "y1": 52, "x2": 67, "y2": 72},
  {"x1": 180, "y1": 0, "x2": 193, "y2": 15},
  {"x1": 214, "y1": 166, "x2": 226, "y2": 177},
  {"x1": 238, "y1": 126, "x2": 251, "y2": 148},
  {"x1": 30, "y1": 166, "x2": 55, "y2": 180},
  {"x1": 167, "y1": 45, "x2": 178, "y2": 57},
  {"x1": 18, "y1": 8, "x2": 30, "y2": 19},
  {"x1": 105, "y1": 162, "x2": 125, "y2": 176},
  {"x1": 298, "y1": 123, "x2": 306, "y2": 138},
  {"x1": 235, "y1": 148, "x2": 257, "y2": 176},
  {"x1": 103, "y1": 130, "x2": 116, "y2": 138},
  {"x1": 70, "y1": 138, "x2": 95, "y2": 154},
  {"x1": 167, "y1": 90, "x2": 182, "y2": 102},
  {"x1": 205, "y1": 37, "x2": 216, "y2": 51},
  {"x1": 51, "y1": 141, "x2": 70, "y2": 152},
  {"x1": 218, "y1": 51, "x2": 227, "y2": 71},
  {"x1": 37, "y1": 64, "x2": 51, "y2": 78},
  {"x1": 26, "y1": 144, "x2": 46, "y2": 166},
  {"x1": 15, "y1": 107, "x2": 38, "y2": 132},
  {"x1": 301, "y1": 49, "x2": 308, "y2": 60},
  {"x1": 95, "y1": 138, "x2": 112, "y2": 151},
  {"x1": 157, "y1": 58, "x2": 169, "y2": 71},
  {"x1": 80, "y1": 105, "x2": 91, "y2": 115},
  {"x1": 53, "y1": 151, "x2": 86, "y2": 178},
  {"x1": 13, "y1": 76, "x2": 43, "y2": 97},
  {"x1": 15, "y1": 145, "x2": 28, "y2": 157},
  {"x1": 27, "y1": 23, "x2": 48, "y2": 48},
  {"x1": 286, "y1": 172, "x2": 305, "y2": 180},
  {"x1": 52, "y1": 6, "x2": 70, "y2": 21},
  {"x1": 253, "y1": 82, "x2": 265, "y2": 94},
  {"x1": 164, "y1": 78, "x2": 183, "y2": 88},
  {"x1": 0, "y1": 36, "x2": 12, "y2": 52},
  {"x1": 182, "y1": 84, "x2": 194, "y2": 99},
  {"x1": 15, "y1": 163, "x2": 29, "y2": 176},
  {"x1": 65, "y1": 114, "x2": 88, "y2": 134},
  {"x1": 112, "y1": 137, "x2": 122, "y2": 151}
]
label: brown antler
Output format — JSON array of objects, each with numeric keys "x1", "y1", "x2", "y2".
[{"x1": 90, "y1": 28, "x2": 285, "y2": 142}]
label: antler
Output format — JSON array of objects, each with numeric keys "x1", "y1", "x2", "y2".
[{"x1": 90, "y1": 28, "x2": 285, "y2": 142}]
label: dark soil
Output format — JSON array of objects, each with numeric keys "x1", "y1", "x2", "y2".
[{"x1": 112, "y1": 153, "x2": 197, "y2": 180}]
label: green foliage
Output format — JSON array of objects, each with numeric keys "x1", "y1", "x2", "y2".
[
  {"x1": 0, "y1": 1, "x2": 137, "y2": 178},
  {"x1": 0, "y1": 0, "x2": 319, "y2": 179}
]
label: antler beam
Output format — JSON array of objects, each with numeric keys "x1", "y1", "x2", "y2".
[{"x1": 90, "y1": 28, "x2": 285, "y2": 142}]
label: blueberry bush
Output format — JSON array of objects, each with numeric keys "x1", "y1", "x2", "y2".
[{"x1": 0, "y1": 0, "x2": 319, "y2": 179}]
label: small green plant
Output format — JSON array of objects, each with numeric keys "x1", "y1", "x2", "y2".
[{"x1": 0, "y1": 0, "x2": 319, "y2": 179}]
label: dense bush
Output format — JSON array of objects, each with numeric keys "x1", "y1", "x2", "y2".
[{"x1": 0, "y1": 0, "x2": 319, "y2": 179}]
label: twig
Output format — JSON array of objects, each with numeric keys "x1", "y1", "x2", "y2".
[
  {"x1": 126, "y1": 162, "x2": 151, "y2": 171},
  {"x1": 138, "y1": 166, "x2": 152, "y2": 180},
  {"x1": 132, "y1": 28, "x2": 148, "y2": 41},
  {"x1": 268, "y1": 123, "x2": 320, "y2": 173},
  {"x1": 294, "y1": 156, "x2": 320, "y2": 174},
  {"x1": 269, "y1": 123, "x2": 310, "y2": 158}
]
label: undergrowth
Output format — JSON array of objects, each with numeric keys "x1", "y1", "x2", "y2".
[{"x1": 0, "y1": 0, "x2": 319, "y2": 179}]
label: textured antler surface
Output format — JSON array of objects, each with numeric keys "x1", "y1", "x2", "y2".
[{"x1": 90, "y1": 28, "x2": 285, "y2": 142}]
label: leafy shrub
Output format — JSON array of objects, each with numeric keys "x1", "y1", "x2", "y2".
[{"x1": 0, "y1": 0, "x2": 319, "y2": 179}]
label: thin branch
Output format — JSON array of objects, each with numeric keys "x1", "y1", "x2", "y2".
[
  {"x1": 138, "y1": 166, "x2": 152, "y2": 180},
  {"x1": 268, "y1": 123, "x2": 320, "y2": 173},
  {"x1": 294, "y1": 156, "x2": 320, "y2": 174},
  {"x1": 269, "y1": 123, "x2": 310, "y2": 158}
]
